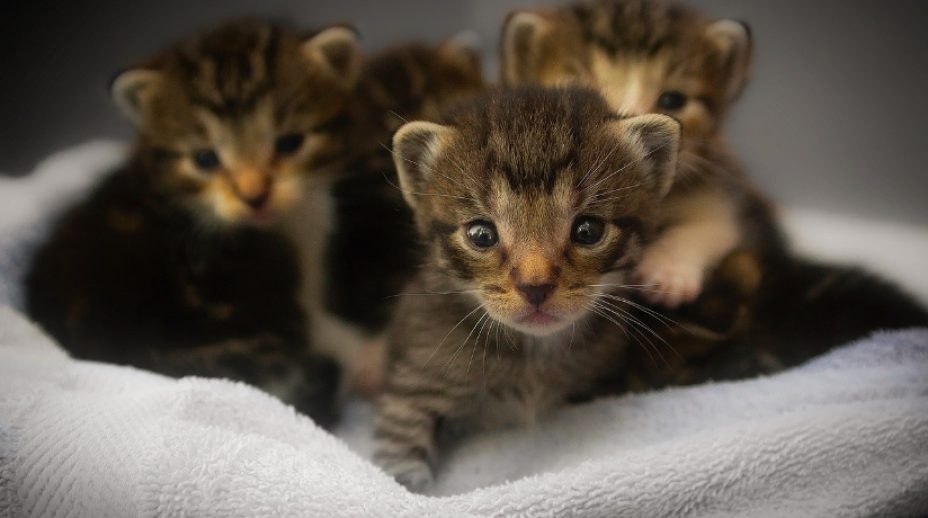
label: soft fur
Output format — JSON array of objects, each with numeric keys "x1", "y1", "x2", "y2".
[
  {"x1": 24, "y1": 19, "x2": 363, "y2": 427},
  {"x1": 374, "y1": 86, "x2": 682, "y2": 490}
]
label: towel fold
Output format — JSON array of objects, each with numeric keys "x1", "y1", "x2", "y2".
[
  {"x1": 2, "y1": 306, "x2": 926, "y2": 517},
  {"x1": 1, "y1": 141, "x2": 927, "y2": 517}
]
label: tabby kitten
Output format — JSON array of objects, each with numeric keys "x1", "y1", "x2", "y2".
[
  {"x1": 499, "y1": 0, "x2": 928, "y2": 387},
  {"x1": 313, "y1": 37, "x2": 486, "y2": 394},
  {"x1": 25, "y1": 19, "x2": 363, "y2": 426},
  {"x1": 500, "y1": 0, "x2": 782, "y2": 308},
  {"x1": 374, "y1": 86, "x2": 681, "y2": 490}
]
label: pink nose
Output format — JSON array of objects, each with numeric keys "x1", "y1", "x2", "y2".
[{"x1": 516, "y1": 283, "x2": 555, "y2": 307}]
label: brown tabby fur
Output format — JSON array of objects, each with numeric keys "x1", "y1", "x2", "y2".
[
  {"x1": 318, "y1": 39, "x2": 486, "y2": 392},
  {"x1": 374, "y1": 86, "x2": 682, "y2": 490}
]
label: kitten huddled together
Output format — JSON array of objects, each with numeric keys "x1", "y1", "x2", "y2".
[{"x1": 24, "y1": 0, "x2": 927, "y2": 493}]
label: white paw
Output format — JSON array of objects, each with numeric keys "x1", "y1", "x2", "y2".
[
  {"x1": 382, "y1": 457, "x2": 434, "y2": 492},
  {"x1": 637, "y1": 247, "x2": 704, "y2": 308}
]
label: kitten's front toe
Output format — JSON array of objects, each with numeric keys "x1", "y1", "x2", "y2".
[
  {"x1": 637, "y1": 249, "x2": 704, "y2": 308},
  {"x1": 380, "y1": 457, "x2": 434, "y2": 492}
]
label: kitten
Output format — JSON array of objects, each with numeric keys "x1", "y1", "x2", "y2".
[
  {"x1": 311, "y1": 38, "x2": 486, "y2": 394},
  {"x1": 498, "y1": 0, "x2": 928, "y2": 387},
  {"x1": 374, "y1": 86, "x2": 681, "y2": 490},
  {"x1": 25, "y1": 19, "x2": 363, "y2": 427},
  {"x1": 500, "y1": 0, "x2": 783, "y2": 308}
]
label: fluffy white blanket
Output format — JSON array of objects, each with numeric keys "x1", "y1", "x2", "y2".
[{"x1": 1, "y1": 141, "x2": 927, "y2": 517}]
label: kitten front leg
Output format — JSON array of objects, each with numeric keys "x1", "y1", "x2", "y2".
[
  {"x1": 638, "y1": 190, "x2": 740, "y2": 308},
  {"x1": 373, "y1": 366, "x2": 458, "y2": 492}
]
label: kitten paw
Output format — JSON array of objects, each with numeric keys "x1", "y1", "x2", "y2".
[
  {"x1": 348, "y1": 339, "x2": 386, "y2": 398},
  {"x1": 637, "y1": 248, "x2": 704, "y2": 308},
  {"x1": 381, "y1": 458, "x2": 434, "y2": 492}
]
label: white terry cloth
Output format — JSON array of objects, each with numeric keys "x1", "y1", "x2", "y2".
[
  {"x1": 1, "y1": 306, "x2": 927, "y2": 517},
  {"x1": 1, "y1": 140, "x2": 928, "y2": 516},
  {"x1": 0, "y1": 140, "x2": 127, "y2": 310}
]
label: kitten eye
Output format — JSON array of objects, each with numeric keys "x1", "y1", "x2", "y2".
[
  {"x1": 466, "y1": 220, "x2": 498, "y2": 249},
  {"x1": 657, "y1": 91, "x2": 687, "y2": 111},
  {"x1": 192, "y1": 149, "x2": 221, "y2": 171},
  {"x1": 275, "y1": 133, "x2": 305, "y2": 156},
  {"x1": 571, "y1": 216, "x2": 605, "y2": 246}
]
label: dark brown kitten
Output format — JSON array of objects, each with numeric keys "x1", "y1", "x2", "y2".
[
  {"x1": 315, "y1": 38, "x2": 486, "y2": 394},
  {"x1": 374, "y1": 86, "x2": 681, "y2": 490},
  {"x1": 25, "y1": 19, "x2": 363, "y2": 427}
]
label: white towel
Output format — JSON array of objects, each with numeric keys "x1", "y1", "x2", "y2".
[
  {"x1": 1, "y1": 306, "x2": 927, "y2": 517},
  {"x1": 2, "y1": 140, "x2": 927, "y2": 517}
]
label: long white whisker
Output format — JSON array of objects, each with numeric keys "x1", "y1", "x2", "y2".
[{"x1": 425, "y1": 303, "x2": 483, "y2": 367}]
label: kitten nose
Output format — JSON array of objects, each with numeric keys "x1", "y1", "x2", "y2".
[
  {"x1": 242, "y1": 189, "x2": 270, "y2": 210},
  {"x1": 516, "y1": 283, "x2": 555, "y2": 307},
  {"x1": 234, "y1": 170, "x2": 272, "y2": 210}
]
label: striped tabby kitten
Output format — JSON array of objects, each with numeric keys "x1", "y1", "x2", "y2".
[
  {"x1": 25, "y1": 20, "x2": 363, "y2": 426},
  {"x1": 501, "y1": 0, "x2": 782, "y2": 308},
  {"x1": 315, "y1": 38, "x2": 486, "y2": 394},
  {"x1": 375, "y1": 86, "x2": 680, "y2": 490}
]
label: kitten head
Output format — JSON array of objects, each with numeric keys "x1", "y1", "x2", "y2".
[
  {"x1": 359, "y1": 34, "x2": 486, "y2": 134},
  {"x1": 392, "y1": 87, "x2": 680, "y2": 336},
  {"x1": 500, "y1": 0, "x2": 751, "y2": 146},
  {"x1": 110, "y1": 19, "x2": 362, "y2": 226}
]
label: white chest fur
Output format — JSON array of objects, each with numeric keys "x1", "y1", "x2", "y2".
[{"x1": 279, "y1": 184, "x2": 368, "y2": 370}]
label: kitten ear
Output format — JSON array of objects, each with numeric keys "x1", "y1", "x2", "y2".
[
  {"x1": 611, "y1": 114, "x2": 681, "y2": 199},
  {"x1": 302, "y1": 25, "x2": 363, "y2": 87},
  {"x1": 500, "y1": 10, "x2": 554, "y2": 85},
  {"x1": 392, "y1": 121, "x2": 454, "y2": 209},
  {"x1": 109, "y1": 69, "x2": 162, "y2": 127},
  {"x1": 439, "y1": 31, "x2": 483, "y2": 74},
  {"x1": 706, "y1": 19, "x2": 753, "y2": 102}
]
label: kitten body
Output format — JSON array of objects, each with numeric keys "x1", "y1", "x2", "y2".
[
  {"x1": 375, "y1": 86, "x2": 681, "y2": 490},
  {"x1": 25, "y1": 20, "x2": 362, "y2": 426},
  {"x1": 310, "y1": 39, "x2": 486, "y2": 393}
]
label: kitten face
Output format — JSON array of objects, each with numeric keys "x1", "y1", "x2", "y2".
[
  {"x1": 393, "y1": 87, "x2": 679, "y2": 336},
  {"x1": 110, "y1": 20, "x2": 362, "y2": 226},
  {"x1": 501, "y1": 0, "x2": 751, "y2": 148}
]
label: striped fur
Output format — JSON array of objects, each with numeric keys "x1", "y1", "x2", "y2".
[{"x1": 375, "y1": 87, "x2": 682, "y2": 490}]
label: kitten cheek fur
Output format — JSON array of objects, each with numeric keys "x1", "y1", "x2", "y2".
[{"x1": 108, "y1": 22, "x2": 362, "y2": 227}]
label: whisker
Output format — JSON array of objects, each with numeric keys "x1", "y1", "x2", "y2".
[
  {"x1": 586, "y1": 302, "x2": 658, "y2": 366},
  {"x1": 592, "y1": 300, "x2": 667, "y2": 367},
  {"x1": 598, "y1": 293, "x2": 682, "y2": 329},
  {"x1": 587, "y1": 139, "x2": 676, "y2": 191},
  {"x1": 387, "y1": 289, "x2": 480, "y2": 299},
  {"x1": 424, "y1": 303, "x2": 483, "y2": 367},
  {"x1": 445, "y1": 309, "x2": 488, "y2": 373}
]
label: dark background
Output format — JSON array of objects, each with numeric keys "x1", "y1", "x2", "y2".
[{"x1": 1, "y1": 0, "x2": 926, "y2": 225}]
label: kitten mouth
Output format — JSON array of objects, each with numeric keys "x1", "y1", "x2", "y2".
[
  {"x1": 244, "y1": 207, "x2": 278, "y2": 226},
  {"x1": 518, "y1": 309, "x2": 561, "y2": 327}
]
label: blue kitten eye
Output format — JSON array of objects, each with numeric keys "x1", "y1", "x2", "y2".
[
  {"x1": 572, "y1": 216, "x2": 605, "y2": 245},
  {"x1": 657, "y1": 91, "x2": 687, "y2": 111},
  {"x1": 466, "y1": 220, "x2": 498, "y2": 249},
  {"x1": 275, "y1": 133, "x2": 305, "y2": 156},
  {"x1": 192, "y1": 149, "x2": 220, "y2": 171}
]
